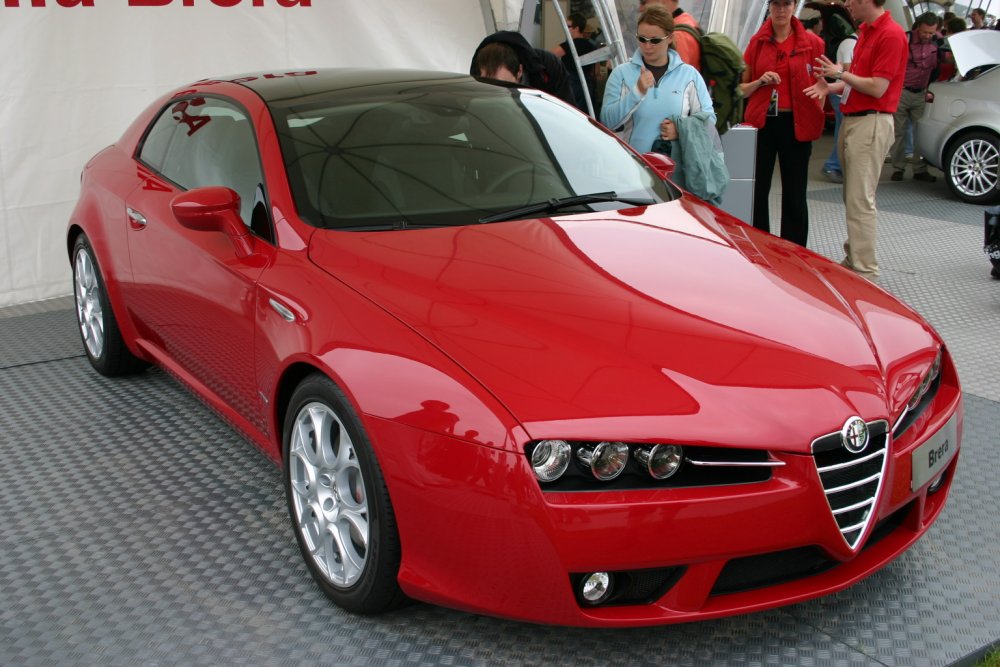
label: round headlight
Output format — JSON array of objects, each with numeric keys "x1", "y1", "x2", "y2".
[
  {"x1": 577, "y1": 441, "x2": 629, "y2": 481},
  {"x1": 580, "y1": 572, "x2": 613, "y2": 604},
  {"x1": 908, "y1": 349, "x2": 943, "y2": 411},
  {"x1": 635, "y1": 444, "x2": 683, "y2": 480},
  {"x1": 929, "y1": 349, "x2": 942, "y2": 381},
  {"x1": 530, "y1": 440, "x2": 571, "y2": 482}
]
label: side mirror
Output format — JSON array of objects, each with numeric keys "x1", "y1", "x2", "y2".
[
  {"x1": 171, "y1": 186, "x2": 254, "y2": 258},
  {"x1": 642, "y1": 152, "x2": 676, "y2": 180}
]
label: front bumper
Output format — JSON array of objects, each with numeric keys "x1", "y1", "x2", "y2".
[{"x1": 369, "y1": 382, "x2": 963, "y2": 627}]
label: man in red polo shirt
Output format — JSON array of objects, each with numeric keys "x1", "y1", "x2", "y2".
[{"x1": 806, "y1": 0, "x2": 907, "y2": 281}]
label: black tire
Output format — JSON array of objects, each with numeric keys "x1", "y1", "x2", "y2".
[
  {"x1": 71, "y1": 234, "x2": 148, "y2": 377},
  {"x1": 943, "y1": 131, "x2": 1000, "y2": 205},
  {"x1": 282, "y1": 374, "x2": 406, "y2": 614}
]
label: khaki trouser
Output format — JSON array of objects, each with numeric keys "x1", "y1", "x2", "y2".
[
  {"x1": 890, "y1": 89, "x2": 929, "y2": 174},
  {"x1": 839, "y1": 112, "x2": 894, "y2": 280}
]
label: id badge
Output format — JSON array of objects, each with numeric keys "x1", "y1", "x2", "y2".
[{"x1": 767, "y1": 89, "x2": 779, "y2": 117}]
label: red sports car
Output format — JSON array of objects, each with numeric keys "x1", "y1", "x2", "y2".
[{"x1": 67, "y1": 68, "x2": 962, "y2": 626}]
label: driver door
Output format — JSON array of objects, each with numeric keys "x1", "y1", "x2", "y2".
[{"x1": 123, "y1": 96, "x2": 273, "y2": 432}]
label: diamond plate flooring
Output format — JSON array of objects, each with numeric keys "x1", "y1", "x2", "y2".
[
  {"x1": 802, "y1": 162, "x2": 1000, "y2": 405},
  {"x1": 1, "y1": 135, "x2": 998, "y2": 666}
]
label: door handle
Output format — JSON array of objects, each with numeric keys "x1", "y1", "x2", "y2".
[
  {"x1": 269, "y1": 298, "x2": 296, "y2": 323},
  {"x1": 127, "y1": 207, "x2": 147, "y2": 229}
]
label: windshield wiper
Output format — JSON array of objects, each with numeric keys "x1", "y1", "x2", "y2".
[{"x1": 478, "y1": 191, "x2": 655, "y2": 224}]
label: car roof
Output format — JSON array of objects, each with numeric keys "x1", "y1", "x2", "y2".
[
  {"x1": 213, "y1": 68, "x2": 473, "y2": 103},
  {"x1": 946, "y1": 30, "x2": 1000, "y2": 77}
]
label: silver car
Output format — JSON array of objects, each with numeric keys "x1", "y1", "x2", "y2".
[{"x1": 917, "y1": 30, "x2": 1000, "y2": 205}]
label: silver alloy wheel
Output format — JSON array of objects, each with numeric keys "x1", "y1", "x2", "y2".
[
  {"x1": 74, "y1": 248, "x2": 104, "y2": 359},
  {"x1": 950, "y1": 138, "x2": 1000, "y2": 199},
  {"x1": 289, "y1": 401, "x2": 369, "y2": 588}
]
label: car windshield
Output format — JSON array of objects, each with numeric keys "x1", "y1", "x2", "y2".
[{"x1": 270, "y1": 79, "x2": 675, "y2": 229}]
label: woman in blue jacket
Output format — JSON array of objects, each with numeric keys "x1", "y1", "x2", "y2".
[{"x1": 601, "y1": 5, "x2": 715, "y2": 188}]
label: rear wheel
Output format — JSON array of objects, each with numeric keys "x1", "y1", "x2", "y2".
[
  {"x1": 944, "y1": 131, "x2": 1000, "y2": 204},
  {"x1": 72, "y1": 234, "x2": 147, "y2": 376},
  {"x1": 283, "y1": 374, "x2": 405, "y2": 614}
]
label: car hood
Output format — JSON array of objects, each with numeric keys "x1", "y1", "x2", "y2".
[
  {"x1": 308, "y1": 199, "x2": 938, "y2": 452},
  {"x1": 947, "y1": 30, "x2": 1000, "y2": 77}
]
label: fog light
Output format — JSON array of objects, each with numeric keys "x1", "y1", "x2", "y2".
[
  {"x1": 531, "y1": 440, "x2": 571, "y2": 482},
  {"x1": 577, "y1": 441, "x2": 629, "y2": 481},
  {"x1": 634, "y1": 444, "x2": 683, "y2": 480},
  {"x1": 580, "y1": 572, "x2": 613, "y2": 604},
  {"x1": 928, "y1": 473, "x2": 945, "y2": 493}
]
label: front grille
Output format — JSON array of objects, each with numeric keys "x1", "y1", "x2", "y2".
[
  {"x1": 711, "y1": 546, "x2": 835, "y2": 596},
  {"x1": 709, "y1": 501, "x2": 911, "y2": 597},
  {"x1": 812, "y1": 420, "x2": 889, "y2": 549}
]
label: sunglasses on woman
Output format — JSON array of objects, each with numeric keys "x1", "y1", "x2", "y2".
[{"x1": 636, "y1": 34, "x2": 670, "y2": 44}]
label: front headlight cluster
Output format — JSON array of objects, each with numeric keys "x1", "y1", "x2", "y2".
[
  {"x1": 906, "y1": 348, "x2": 943, "y2": 411},
  {"x1": 893, "y1": 348, "x2": 945, "y2": 439},
  {"x1": 526, "y1": 440, "x2": 780, "y2": 491},
  {"x1": 530, "y1": 439, "x2": 684, "y2": 483}
]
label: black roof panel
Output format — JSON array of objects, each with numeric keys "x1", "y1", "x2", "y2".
[{"x1": 206, "y1": 68, "x2": 473, "y2": 103}]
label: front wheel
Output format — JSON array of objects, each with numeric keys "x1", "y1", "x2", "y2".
[
  {"x1": 944, "y1": 131, "x2": 1000, "y2": 204},
  {"x1": 282, "y1": 374, "x2": 405, "y2": 614},
  {"x1": 72, "y1": 234, "x2": 147, "y2": 376}
]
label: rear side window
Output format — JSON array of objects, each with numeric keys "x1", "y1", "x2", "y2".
[
  {"x1": 139, "y1": 113, "x2": 175, "y2": 172},
  {"x1": 137, "y1": 97, "x2": 269, "y2": 237}
]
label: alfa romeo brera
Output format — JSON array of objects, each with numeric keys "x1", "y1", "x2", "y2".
[{"x1": 67, "y1": 69, "x2": 962, "y2": 626}]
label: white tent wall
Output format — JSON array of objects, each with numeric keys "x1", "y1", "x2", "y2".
[
  {"x1": 0, "y1": 1, "x2": 493, "y2": 308},
  {"x1": 491, "y1": 0, "x2": 524, "y2": 28}
]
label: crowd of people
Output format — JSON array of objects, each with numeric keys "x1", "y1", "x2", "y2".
[{"x1": 471, "y1": 1, "x2": 992, "y2": 281}]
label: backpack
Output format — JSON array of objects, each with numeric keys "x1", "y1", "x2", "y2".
[{"x1": 673, "y1": 24, "x2": 746, "y2": 135}]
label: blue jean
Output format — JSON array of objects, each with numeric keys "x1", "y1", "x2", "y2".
[{"x1": 823, "y1": 93, "x2": 843, "y2": 173}]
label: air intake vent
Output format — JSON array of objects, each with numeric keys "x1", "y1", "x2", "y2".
[{"x1": 812, "y1": 420, "x2": 889, "y2": 549}]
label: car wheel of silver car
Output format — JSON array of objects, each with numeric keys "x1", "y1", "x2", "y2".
[
  {"x1": 283, "y1": 374, "x2": 406, "y2": 614},
  {"x1": 71, "y1": 234, "x2": 148, "y2": 377},
  {"x1": 944, "y1": 131, "x2": 1000, "y2": 205}
]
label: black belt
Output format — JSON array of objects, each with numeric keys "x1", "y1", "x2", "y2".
[
  {"x1": 843, "y1": 110, "x2": 887, "y2": 117},
  {"x1": 905, "y1": 86, "x2": 925, "y2": 93}
]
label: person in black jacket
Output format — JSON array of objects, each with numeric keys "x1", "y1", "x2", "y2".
[
  {"x1": 471, "y1": 31, "x2": 576, "y2": 106},
  {"x1": 550, "y1": 12, "x2": 600, "y2": 113}
]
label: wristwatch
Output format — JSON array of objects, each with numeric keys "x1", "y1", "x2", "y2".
[{"x1": 833, "y1": 69, "x2": 844, "y2": 81}]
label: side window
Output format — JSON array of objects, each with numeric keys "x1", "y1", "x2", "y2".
[
  {"x1": 138, "y1": 97, "x2": 271, "y2": 240},
  {"x1": 139, "y1": 112, "x2": 176, "y2": 172}
]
